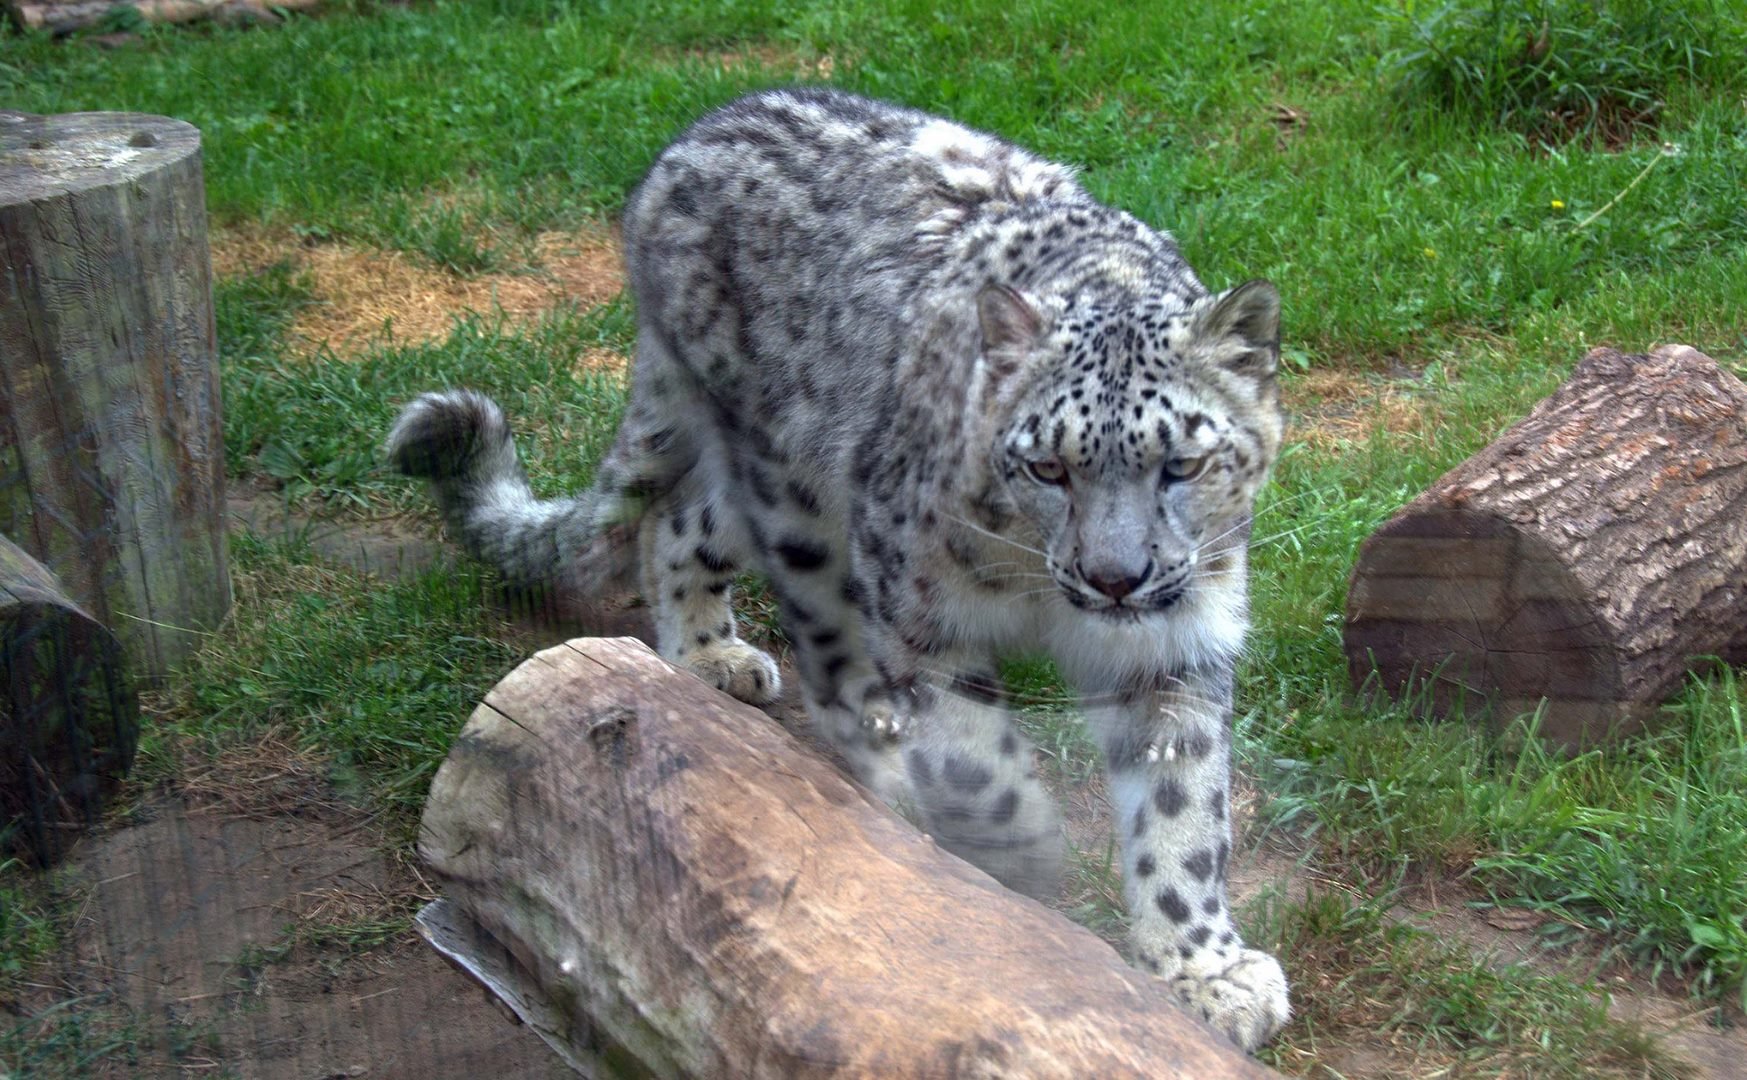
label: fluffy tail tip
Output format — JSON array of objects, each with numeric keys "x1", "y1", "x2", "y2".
[{"x1": 387, "y1": 389, "x2": 514, "y2": 481}]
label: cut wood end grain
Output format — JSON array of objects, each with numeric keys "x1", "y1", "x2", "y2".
[{"x1": 1344, "y1": 345, "x2": 1747, "y2": 747}]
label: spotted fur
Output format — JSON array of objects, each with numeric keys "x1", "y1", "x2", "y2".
[{"x1": 389, "y1": 88, "x2": 1288, "y2": 1050}]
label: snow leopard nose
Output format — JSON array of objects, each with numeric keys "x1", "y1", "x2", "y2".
[{"x1": 1077, "y1": 557, "x2": 1153, "y2": 601}]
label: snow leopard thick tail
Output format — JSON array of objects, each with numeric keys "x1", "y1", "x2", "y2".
[{"x1": 387, "y1": 389, "x2": 666, "y2": 595}]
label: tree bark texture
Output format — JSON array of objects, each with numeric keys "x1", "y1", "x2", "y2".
[
  {"x1": 5, "y1": 0, "x2": 319, "y2": 34},
  {"x1": 419, "y1": 636, "x2": 1275, "y2": 1079},
  {"x1": 0, "y1": 533, "x2": 137, "y2": 867},
  {"x1": 1344, "y1": 344, "x2": 1747, "y2": 746},
  {"x1": 0, "y1": 110, "x2": 229, "y2": 683}
]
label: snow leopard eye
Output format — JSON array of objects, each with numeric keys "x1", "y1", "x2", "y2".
[
  {"x1": 1025, "y1": 458, "x2": 1069, "y2": 486},
  {"x1": 1162, "y1": 456, "x2": 1208, "y2": 483}
]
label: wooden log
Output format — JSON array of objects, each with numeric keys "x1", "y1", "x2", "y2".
[
  {"x1": 419, "y1": 637, "x2": 1275, "y2": 1079},
  {"x1": 4, "y1": 0, "x2": 321, "y2": 35},
  {"x1": 0, "y1": 534, "x2": 137, "y2": 868},
  {"x1": 1344, "y1": 344, "x2": 1747, "y2": 746},
  {"x1": 0, "y1": 110, "x2": 230, "y2": 683}
]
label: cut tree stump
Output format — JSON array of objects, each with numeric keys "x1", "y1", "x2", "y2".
[
  {"x1": 418, "y1": 636, "x2": 1276, "y2": 1079},
  {"x1": 1344, "y1": 344, "x2": 1747, "y2": 746},
  {"x1": 0, "y1": 110, "x2": 229, "y2": 683},
  {"x1": 0, "y1": 533, "x2": 137, "y2": 867}
]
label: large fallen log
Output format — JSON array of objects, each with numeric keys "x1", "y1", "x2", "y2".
[
  {"x1": 1344, "y1": 344, "x2": 1747, "y2": 746},
  {"x1": 0, "y1": 110, "x2": 230, "y2": 682},
  {"x1": 0, "y1": 534, "x2": 137, "y2": 867},
  {"x1": 418, "y1": 636, "x2": 1275, "y2": 1078}
]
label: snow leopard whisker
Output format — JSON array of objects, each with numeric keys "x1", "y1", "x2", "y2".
[
  {"x1": 1199, "y1": 522, "x2": 1315, "y2": 562},
  {"x1": 1246, "y1": 520, "x2": 1318, "y2": 548},
  {"x1": 1200, "y1": 501, "x2": 1310, "y2": 545},
  {"x1": 1008, "y1": 586, "x2": 1067, "y2": 602},
  {"x1": 972, "y1": 570, "x2": 1056, "y2": 585},
  {"x1": 971, "y1": 560, "x2": 1048, "y2": 577},
  {"x1": 941, "y1": 512, "x2": 1047, "y2": 558},
  {"x1": 969, "y1": 560, "x2": 1053, "y2": 581}
]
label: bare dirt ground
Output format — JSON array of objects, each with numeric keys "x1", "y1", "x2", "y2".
[{"x1": 58, "y1": 798, "x2": 573, "y2": 1078}]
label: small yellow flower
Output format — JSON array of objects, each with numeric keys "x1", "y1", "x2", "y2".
[
  {"x1": 1551, "y1": 199, "x2": 1566, "y2": 209},
  {"x1": 1422, "y1": 247, "x2": 1437, "y2": 258}
]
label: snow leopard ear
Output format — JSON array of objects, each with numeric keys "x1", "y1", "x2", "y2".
[
  {"x1": 977, "y1": 283, "x2": 1042, "y2": 356},
  {"x1": 1193, "y1": 279, "x2": 1280, "y2": 378}
]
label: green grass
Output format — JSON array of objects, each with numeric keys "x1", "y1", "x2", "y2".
[
  {"x1": 1382, "y1": 0, "x2": 1747, "y2": 144},
  {"x1": 1248, "y1": 678, "x2": 1747, "y2": 1003},
  {"x1": 149, "y1": 533, "x2": 526, "y2": 821},
  {"x1": 0, "y1": 996, "x2": 151, "y2": 1080},
  {"x1": 2, "y1": 994, "x2": 231, "y2": 1079},
  {"x1": 215, "y1": 264, "x2": 633, "y2": 508},
  {"x1": 0, "y1": 859, "x2": 69, "y2": 1003},
  {"x1": 0, "y1": 863, "x2": 162, "y2": 1078},
  {"x1": 9, "y1": 0, "x2": 1747, "y2": 1073},
  {"x1": 0, "y1": 526, "x2": 472, "y2": 1068},
  {"x1": 1256, "y1": 887, "x2": 1682, "y2": 1077},
  {"x1": 1005, "y1": 656, "x2": 1106, "y2": 785}
]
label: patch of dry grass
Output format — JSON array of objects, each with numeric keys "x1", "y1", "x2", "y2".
[
  {"x1": 1283, "y1": 367, "x2": 1437, "y2": 452},
  {"x1": 671, "y1": 42, "x2": 844, "y2": 81},
  {"x1": 168, "y1": 732, "x2": 354, "y2": 822},
  {"x1": 210, "y1": 225, "x2": 623, "y2": 357},
  {"x1": 574, "y1": 346, "x2": 630, "y2": 376}
]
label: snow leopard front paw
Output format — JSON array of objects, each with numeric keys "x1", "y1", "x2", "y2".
[
  {"x1": 682, "y1": 642, "x2": 782, "y2": 706},
  {"x1": 1166, "y1": 947, "x2": 1290, "y2": 1052},
  {"x1": 858, "y1": 698, "x2": 905, "y2": 744}
]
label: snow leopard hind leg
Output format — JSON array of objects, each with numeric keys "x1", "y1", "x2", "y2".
[
  {"x1": 387, "y1": 364, "x2": 780, "y2": 707},
  {"x1": 623, "y1": 325, "x2": 782, "y2": 705},
  {"x1": 636, "y1": 466, "x2": 782, "y2": 706}
]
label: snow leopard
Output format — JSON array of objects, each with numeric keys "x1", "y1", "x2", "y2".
[{"x1": 389, "y1": 87, "x2": 1289, "y2": 1050}]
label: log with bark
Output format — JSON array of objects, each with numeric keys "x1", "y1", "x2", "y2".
[
  {"x1": 1344, "y1": 344, "x2": 1747, "y2": 746},
  {"x1": 0, "y1": 110, "x2": 229, "y2": 683},
  {"x1": 0, "y1": 534, "x2": 137, "y2": 867},
  {"x1": 418, "y1": 636, "x2": 1276, "y2": 1079},
  {"x1": 4, "y1": 0, "x2": 320, "y2": 35}
]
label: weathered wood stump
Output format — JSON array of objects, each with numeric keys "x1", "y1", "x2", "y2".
[
  {"x1": 0, "y1": 534, "x2": 137, "y2": 867},
  {"x1": 418, "y1": 637, "x2": 1275, "y2": 1079},
  {"x1": 1344, "y1": 344, "x2": 1747, "y2": 746},
  {"x1": 0, "y1": 110, "x2": 229, "y2": 683}
]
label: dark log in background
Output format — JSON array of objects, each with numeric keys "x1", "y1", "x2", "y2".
[
  {"x1": 0, "y1": 534, "x2": 137, "y2": 867},
  {"x1": 4, "y1": 0, "x2": 320, "y2": 35},
  {"x1": 0, "y1": 110, "x2": 230, "y2": 683},
  {"x1": 420, "y1": 637, "x2": 1276, "y2": 1079},
  {"x1": 1345, "y1": 344, "x2": 1747, "y2": 746}
]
